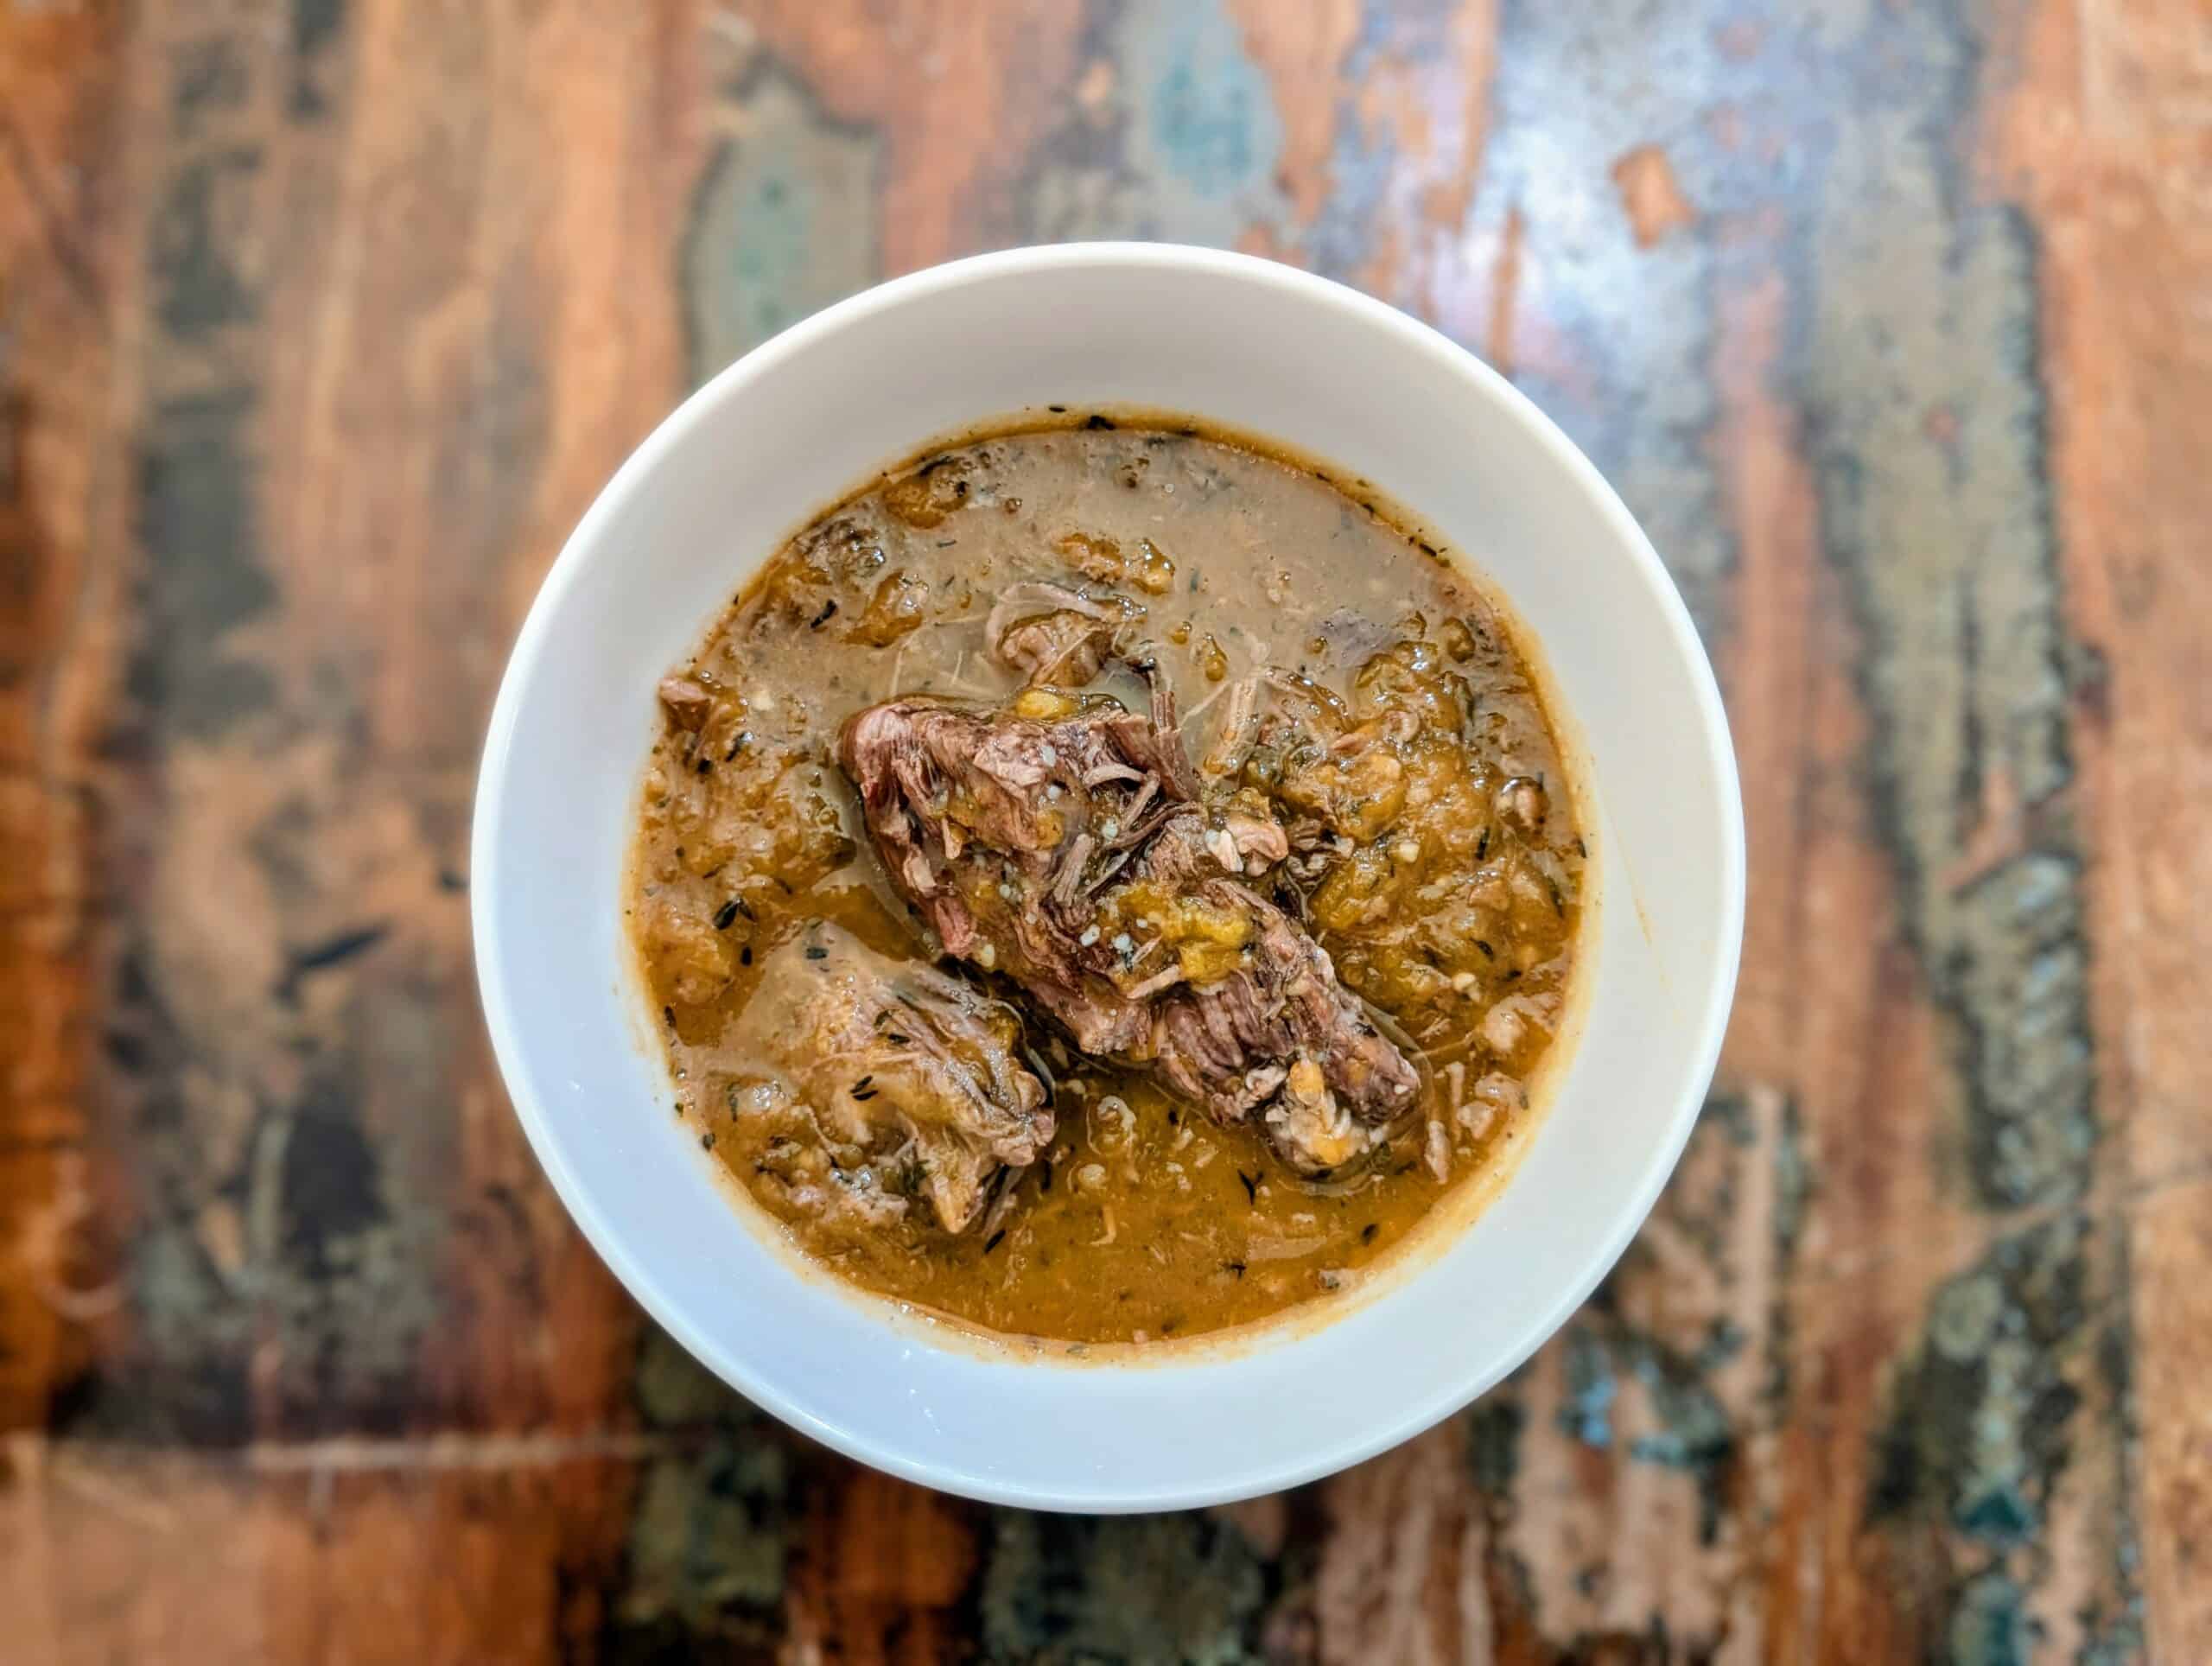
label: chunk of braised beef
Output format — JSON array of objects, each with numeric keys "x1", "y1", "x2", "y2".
[
  {"x1": 985, "y1": 580, "x2": 1143, "y2": 688},
  {"x1": 728, "y1": 921, "x2": 1052, "y2": 1233},
  {"x1": 658, "y1": 675, "x2": 715, "y2": 731},
  {"x1": 1000, "y1": 611, "x2": 1115, "y2": 686},
  {"x1": 835, "y1": 686, "x2": 1421, "y2": 1173}
]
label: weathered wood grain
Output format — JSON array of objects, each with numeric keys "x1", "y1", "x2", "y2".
[
  {"x1": 3, "y1": 0, "x2": 2206, "y2": 1659},
  {"x1": 1992, "y1": 0, "x2": 2212, "y2": 1655},
  {"x1": 0, "y1": 1433, "x2": 640, "y2": 1664},
  {"x1": 62, "y1": 0, "x2": 704, "y2": 1445},
  {"x1": 1, "y1": 0, "x2": 125, "y2": 1445}
]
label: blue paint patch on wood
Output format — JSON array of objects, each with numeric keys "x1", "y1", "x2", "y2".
[
  {"x1": 1452, "y1": 0, "x2": 1787, "y2": 641},
  {"x1": 1560, "y1": 1308, "x2": 1738, "y2": 1545},
  {"x1": 683, "y1": 59, "x2": 880, "y2": 387},
  {"x1": 1017, "y1": 0, "x2": 1292, "y2": 248},
  {"x1": 1557, "y1": 1323, "x2": 1618, "y2": 1450},
  {"x1": 1302, "y1": 2, "x2": 1427, "y2": 285},
  {"x1": 1866, "y1": 1215, "x2": 2102, "y2": 1652},
  {"x1": 1143, "y1": 3, "x2": 1280, "y2": 198}
]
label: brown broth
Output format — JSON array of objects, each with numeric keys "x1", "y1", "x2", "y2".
[{"x1": 626, "y1": 415, "x2": 1586, "y2": 1344}]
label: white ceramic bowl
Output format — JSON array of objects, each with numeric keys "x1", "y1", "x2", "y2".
[{"x1": 473, "y1": 244, "x2": 1743, "y2": 1510}]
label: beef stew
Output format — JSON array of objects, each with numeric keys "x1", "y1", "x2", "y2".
[{"x1": 626, "y1": 416, "x2": 1586, "y2": 1345}]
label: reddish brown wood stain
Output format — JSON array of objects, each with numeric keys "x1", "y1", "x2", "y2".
[{"x1": 2, "y1": 0, "x2": 2202, "y2": 1657}]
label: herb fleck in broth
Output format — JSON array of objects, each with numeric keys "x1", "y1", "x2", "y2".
[{"x1": 627, "y1": 415, "x2": 1586, "y2": 1344}]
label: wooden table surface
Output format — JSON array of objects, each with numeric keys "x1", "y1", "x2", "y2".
[{"x1": 3, "y1": 0, "x2": 2207, "y2": 1659}]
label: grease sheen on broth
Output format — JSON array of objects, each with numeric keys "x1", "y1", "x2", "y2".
[{"x1": 626, "y1": 415, "x2": 1586, "y2": 1345}]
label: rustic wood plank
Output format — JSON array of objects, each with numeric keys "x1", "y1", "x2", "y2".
[
  {"x1": 1993, "y1": 0, "x2": 2212, "y2": 1655},
  {"x1": 66, "y1": 0, "x2": 708, "y2": 1445},
  {"x1": 1293, "y1": 1, "x2": 2135, "y2": 1656},
  {"x1": 4, "y1": 0, "x2": 706, "y2": 1645},
  {"x1": 0, "y1": 0, "x2": 127, "y2": 1440},
  {"x1": 3, "y1": 0, "x2": 2206, "y2": 1657},
  {"x1": 0, "y1": 1434, "x2": 641, "y2": 1666}
]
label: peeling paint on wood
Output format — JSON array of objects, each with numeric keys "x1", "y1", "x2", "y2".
[
  {"x1": 1017, "y1": 0, "x2": 1293, "y2": 249},
  {"x1": 982, "y1": 1508, "x2": 1268, "y2": 1663},
  {"x1": 1452, "y1": 1085, "x2": 1801, "y2": 1656},
  {"x1": 38, "y1": 0, "x2": 696, "y2": 1460},
  {"x1": 130, "y1": 388, "x2": 278, "y2": 738},
  {"x1": 1871, "y1": 1218, "x2": 2085, "y2": 1544},
  {"x1": 683, "y1": 54, "x2": 880, "y2": 384},
  {"x1": 83, "y1": 3, "x2": 446, "y2": 1442},
  {"x1": 1797, "y1": 23, "x2": 2091, "y2": 1213},
  {"x1": 1782, "y1": 0, "x2": 2130, "y2": 1654},
  {"x1": 604, "y1": 1327, "x2": 794, "y2": 1655},
  {"x1": 1451, "y1": 0, "x2": 1773, "y2": 639}
]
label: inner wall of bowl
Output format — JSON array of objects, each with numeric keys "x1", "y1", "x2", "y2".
[{"x1": 479, "y1": 251, "x2": 1734, "y2": 1507}]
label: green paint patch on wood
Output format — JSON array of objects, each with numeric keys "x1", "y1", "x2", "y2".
[
  {"x1": 1870, "y1": 1218, "x2": 2085, "y2": 1545},
  {"x1": 1869, "y1": 1217, "x2": 2100, "y2": 1658},
  {"x1": 149, "y1": 146, "x2": 263, "y2": 338},
  {"x1": 129, "y1": 388, "x2": 278, "y2": 739},
  {"x1": 1786, "y1": 10, "x2": 2120, "y2": 1645},
  {"x1": 1016, "y1": 0, "x2": 1292, "y2": 249},
  {"x1": 1948, "y1": 1570, "x2": 2032, "y2": 1666},
  {"x1": 607, "y1": 1327, "x2": 795, "y2": 1655},
  {"x1": 982, "y1": 1510, "x2": 1268, "y2": 1663},
  {"x1": 1795, "y1": 3, "x2": 2090, "y2": 1215},
  {"x1": 683, "y1": 58, "x2": 880, "y2": 386},
  {"x1": 1947, "y1": 854, "x2": 2095, "y2": 1208},
  {"x1": 170, "y1": 37, "x2": 251, "y2": 136},
  {"x1": 289, "y1": 0, "x2": 347, "y2": 117},
  {"x1": 1466, "y1": 1392, "x2": 1527, "y2": 1495},
  {"x1": 82, "y1": 944, "x2": 444, "y2": 1443}
]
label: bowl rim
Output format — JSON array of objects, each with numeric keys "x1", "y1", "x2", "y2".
[{"x1": 471, "y1": 240, "x2": 1746, "y2": 1510}]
